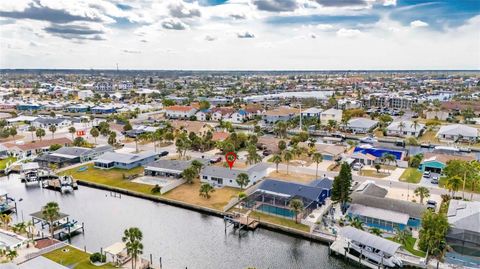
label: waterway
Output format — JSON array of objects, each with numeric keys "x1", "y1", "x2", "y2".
[
  {"x1": 244, "y1": 91, "x2": 334, "y2": 102},
  {"x1": 0, "y1": 175, "x2": 354, "y2": 269}
]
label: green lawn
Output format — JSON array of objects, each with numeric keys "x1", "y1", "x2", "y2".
[
  {"x1": 388, "y1": 236, "x2": 426, "y2": 257},
  {"x1": 43, "y1": 246, "x2": 117, "y2": 269},
  {"x1": 359, "y1": 170, "x2": 389, "y2": 178},
  {"x1": 0, "y1": 157, "x2": 16, "y2": 170},
  {"x1": 400, "y1": 168, "x2": 422, "y2": 183},
  {"x1": 249, "y1": 211, "x2": 310, "y2": 232},
  {"x1": 59, "y1": 163, "x2": 156, "y2": 195}
]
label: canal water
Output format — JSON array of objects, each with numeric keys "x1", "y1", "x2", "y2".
[{"x1": 0, "y1": 175, "x2": 354, "y2": 269}]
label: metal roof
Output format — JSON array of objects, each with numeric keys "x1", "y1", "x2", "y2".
[
  {"x1": 338, "y1": 226, "x2": 401, "y2": 256},
  {"x1": 351, "y1": 192, "x2": 427, "y2": 219},
  {"x1": 447, "y1": 200, "x2": 480, "y2": 233},
  {"x1": 257, "y1": 178, "x2": 331, "y2": 202},
  {"x1": 95, "y1": 151, "x2": 157, "y2": 164},
  {"x1": 348, "y1": 204, "x2": 410, "y2": 225}
]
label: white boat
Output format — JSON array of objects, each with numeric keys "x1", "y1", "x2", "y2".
[
  {"x1": 359, "y1": 137, "x2": 377, "y2": 144},
  {"x1": 60, "y1": 176, "x2": 75, "y2": 194},
  {"x1": 347, "y1": 239, "x2": 403, "y2": 268}
]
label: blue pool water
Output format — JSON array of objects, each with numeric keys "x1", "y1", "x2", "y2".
[{"x1": 257, "y1": 204, "x2": 296, "y2": 218}]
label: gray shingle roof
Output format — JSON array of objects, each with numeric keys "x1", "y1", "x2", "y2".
[
  {"x1": 447, "y1": 200, "x2": 480, "y2": 233},
  {"x1": 257, "y1": 178, "x2": 331, "y2": 202},
  {"x1": 95, "y1": 151, "x2": 157, "y2": 164},
  {"x1": 350, "y1": 192, "x2": 427, "y2": 219},
  {"x1": 347, "y1": 118, "x2": 378, "y2": 129}
]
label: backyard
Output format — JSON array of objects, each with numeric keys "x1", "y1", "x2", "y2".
[
  {"x1": 249, "y1": 211, "x2": 310, "y2": 232},
  {"x1": 267, "y1": 171, "x2": 316, "y2": 184},
  {"x1": 43, "y1": 246, "x2": 117, "y2": 269},
  {"x1": 0, "y1": 156, "x2": 16, "y2": 170},
  {"x1": 388, "y1": 235, "x2": 426, "y2": 258},
  {"x1": 399, "y1": 168, "x2": 422, "y2": 183},
  {"x1": 59, "y1": 163, "x2": 155, "y2": 195},
  {"x1": 163, "y1": 178, "x2": 240, "y2": 211}
]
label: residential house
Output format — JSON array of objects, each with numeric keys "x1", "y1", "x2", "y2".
[
  {"x1": 77, "y1": 90, "x2": 94, "y2": 100},
  {"x1": 301, "y1": 107, "x2": 322, "y2": 119},
  {"x1": 386, "y1": 121, "x2": 425, "y2": 137},
  {"x1": 200, "y1": 163, "x2": 271, "y2": 188},
  {"x1": 320, "y1": 108, "x2": 342, "y2": 124},
  {"x1": 91, "y1": 105, "x2": 116, "y2": 114},
  {"x1": 16, "y1": 103, "x2": 43, "y2": 111},
  {"x1": 436, "y1": 124, "x2": 479, "y2": 142},
  {"x1": 165, "y1": 106, "x2": 197, "y2": 119},
  {"x1": 144, "y1": 159, "x2": 209, "y2": 178},
  {"x1": 230, "y1": 109, "x2": 249, "y2": 123},
  {"x1": 195, "y1": 109, "x2": 210, "y2": 121},
  {"x1": 345, "y1": 118, "x2": 378, "y2": 134},
  {"x1": 93, "y1": 81, "x2": 113, "y2": 92},
  {"x1": 348, "y1": 182, "x2": 427, "y2": 231},
  {"x1": 65, "y1": 104, "x2": 89, "y2": 113},
  {"x1": 35, "y1": 145, "x2": 113, "y2": 168},
  {"x1": 425, "y1": 111, "x2": 449, "y2": 121},
  {"x1": 31, "y1": 117, "x2": 72, "y2": 129},
  {"x1": 212, "y1": 132, "x2": 229, "y2": 142},
  {"x1": 350, "y1": 145, "x2": 405, "y2": 166},
  {"x1": 118, "y1": 81, "x2": 133, "y2": 90},
  {"x1": 211, "y1": 107, "x2": 234, "y2": 121},
  {"x1": 418, "y1": 153, "x2": 475, "y2": 174},
  {"x1": 3, "y1": 137, "x2": 72, "y2": 159},
  {"x1": 170, "y1": 120, "x2": 214, "y2": 136},
  {"x1": 263, "y1": 107, "x2": 299, "y2": 124},
  {"x1": 446, "y1": 200, "x2": 480, "y2": 261},
  {"x1": 94, "y1": 151, "x2": 158, "y2": 169}
]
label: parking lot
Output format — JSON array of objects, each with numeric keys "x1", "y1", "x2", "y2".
[{"x1": 420, "y1": 171, "x2": 441, "y2": 188}]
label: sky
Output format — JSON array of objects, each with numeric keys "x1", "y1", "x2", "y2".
[{"x1": 0, "y1": 0, "x2": 479, "y2": 70}]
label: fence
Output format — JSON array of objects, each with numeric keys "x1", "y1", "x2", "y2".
[
  {"x1": 160, "y1": 179, "x2": 186, "y2": 194},
  {"x1": 21, "y1": 241, "x2": 67, "y2": 263}
]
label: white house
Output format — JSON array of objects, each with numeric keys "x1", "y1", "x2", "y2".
[
  {"x1": 93, "y1": 82, "x2": 113, "y2": 92},
  {"x1": 229, "y1": 110, "x2": 249, "y2": 123},
  {"x1": 320, "y1": 108, "x2": 342, "y2": 124},
  {"x1": 436, "y1": 124, "x2": 479, "y2": 142},
  {"x1": 195, "y1": 110, "x2": 210, "y2": 121},
  {"x1": 119, "y1": 81, "x2": 133, "y2": 90},
  {"x1": 211, "y1": 107, "x2": 234, "y2": 121},
  {"x1": 346, "y1": 118, "x2": 378, "y2": 134},
  {"x1": 301, "y1": 107, "x2": 322, "y2": 119},
  {"x1": 200, "y1": 163, "x2": 271, "y2": 188},
  {"x1": 165, "y1": 106, "x2": 197, "y2": 119},
  {"x1": 77, "y1": 90, "x2": 94, "y2": 100},
  {"x1": 31, "y1": 117, "x2": 72, "y2": 129},
  {"x1": 386, "y1": 121, "x2": 425, "y2": 137}
]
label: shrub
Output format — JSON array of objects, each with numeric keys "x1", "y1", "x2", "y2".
[
  {"x1": 90, "y1": 252, "x2": 106, "y2": 263},
  {"x1": 151, "y1": 184, "x2": 161, "y2": 194}
]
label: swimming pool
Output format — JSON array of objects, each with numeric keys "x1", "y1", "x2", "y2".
[{"x1": 257, "y1": 204, "x2": 296, "y2": 218}]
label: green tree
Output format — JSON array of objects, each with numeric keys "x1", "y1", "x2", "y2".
[
  {"x1": 274, "y1": 121, "x2": 288, "y2": 138},
  {"x1": 199, "y1": 183, "x2": 215, "y2": 199},
  {"x1": 9, "y1": 127, "x2": 17, "y2": 143},
  {"x1": 278, "y1": 140, "x2": 287, "y2": 152},
  {"x1": 369, "y1": 227, "x2": 382, "y2": 236},
  {"x1": 414, "y1": 186, "x2": 430, "y2": 204},
  {"x1": 348, "y1": 216, "x2": 364, "y2": 230},
  {"x1": 181, "y1": 167, "x2": 197, "y2": 184},
  {"x1": 331, "y1": 162, "x2": 352, "y2": 214},
  {"x1": 191, "y1": 160, "x2": 204, "y2": 175},
  {"x1": 122, "y1": 227, "x2": 143, "y2": 269},
  {"x1": 68, "y1": 126, "x2": 76, "y2": 140},
  {"x1": 246, "y1": 144, "x2": 262, "y2": 165},
  {"x1": 283, "y1": 150, "x2": 293, "y2": 175},
  {"x1": 446, "y1": 175, "x2": 462, "y2": 198},
  {"x1": 90, "y1": 127, "x2": 100, "y2": 144},
  {"x1": 108, "y1": 132, "x2": 117, "y2": 146},
  {"x1": 312, "y1": 152, "x2": 323, "y2": 178},
  {"x1": 272, "y1": 154, "x2": 282, "y2": 172},
  {"x1": 288, "y1": 199, "x2": 304, "y2": 223},
  {"x1": 41, "y1": 202, "x2": 60, "y2": 238},
  {"x1": 394, "y1": 226, "x2": 411, "y2": 247},
  {"x1": 418, "y1": 210, "x2": 450, "y2": 264},
  {"x1": 49, "y1": 125, "x2": 57, "y2": 139},
  {"x1": 236, "y1": 173, "x2": 250, "y2": 190},
  {"x1": 35, "y1": 128, "x2": 46, "y2": 141},
  {"x1": 123, "y1": 122, "x2": 132, "y2": 132}
]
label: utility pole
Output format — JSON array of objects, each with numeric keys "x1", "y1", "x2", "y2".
[{"x1": 299, "y1": 103, "x2": 302, "y2": 131}]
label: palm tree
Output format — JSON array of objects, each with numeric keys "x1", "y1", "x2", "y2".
[
  {"x1": 9, "y1": 127, "x2": 17, "y2": 143},
  {"x1": 394, "y1": 227, "x2": 411, "y2": 247},
  {"x1": 199, "y1": 183, "x2": 215, "y2": 199},
  {"x1": 5, "y1": 249, "x2": 17, "y2": 261},
  {"x1": 312, "y1": 152, "x2": 323, "y2": 178},
  {"x1": 90, "y1": 127, "x2": 99, "y2": 144},
  {"x1": 288, "y1": 199, "x2": 304, "y2": 223},
  {"x1": 446, "y1": 175, "x2": 462, "y2": 198},
  {"x1": 283, "y1": 150, "x2": 293, "y2": 175},
  {"x1": 49, "y1": 125, "x2": 57, "y2": 139},
  {"x1": 0, "y1": 214, "x2": 12, "y2": 230},
  {"x1": 28, "y1": 125, "x2": 36, "y2": 141},
  {"x1": 348, "y1": 216, "x2": 364, "y2": 230},
  {"x1": 181, "y1": 167, "x2": 197, "y2": 184},
  {"x1": 236, "y1": 173, "x2": 250, "y2": 190},
  {"x1": 397, "y1": 121, "x2": 406, "y2": 136},
  {"x1": 41, "y1": 202, "x2": 60, "y2": 238},
  {"x1": 414, "y1": 186, "x2": 430, "y2": 204},
  {"x1": 369, "y1": 227, "x2": 382, "y2": 236},
  {"x1": 68, "y1": 126, "x2": 76, "y2": 140},
  {"x1": 246, "y1": 144, "x2": 262, "y2": 165},
  {"x1": 272, "y1": 154, "x2": 282, "y2": 172},
  {"x1": 36, "y1": 128, "x2": 46, "y2": 141},
  {"x1": 122, "y1": 227, "x2": 143, "y2": 269},
  {"x1": 191, "y1": 160, "x2": 204, "y2": 175}
]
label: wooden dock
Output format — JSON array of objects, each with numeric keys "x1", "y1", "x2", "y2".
[
  {"x1": 224, "y1": 213, "x2": 259, "y2": 236},
  {"x1": 330, "y1": 239, "x2": 385, "y2": 269}
]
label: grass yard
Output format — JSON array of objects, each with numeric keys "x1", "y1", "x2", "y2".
[
  {"x1": 43, "y1": 246, "x2": 116, "y2": 269},
  {"x1": 268, "y1": 171, "x2": 316, "y2": 184},
  {"x1": 359, "y1": 169, "x2": 389, "y2": 178},
  {"x1": 60, "y1": 163, "x2": 155, "y2": 195},
  {"x1": 0, "y1": 157, "x2": 16, "y2": 170},
  {"x1": 418, "y1": 130, "x2": 439, "y2": 144},
  {"x1": 249, "y1": 211, "x2": 310, "y2": 232},
  {"x1": 388, "y1": 236, "x2": 426, "y2": 258},
  {"x1": 400, "y1": 168, "x2": 422, "y2": 183},
  {"x1": 163, "y1": 178, "x2": 240, "y2": 211}
]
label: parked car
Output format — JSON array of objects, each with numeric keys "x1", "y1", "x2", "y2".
[
  {"x1": 159, "y1": 151, "x2": 169, "y2": 157},
  {"x1": 423, "y1": 171, "x2": 431, "y2": 178},
  {"x1": 426, "y1": 200, "x2": 437, "y2": 210},
  {"x1": 210, "y1": 156, "x2": 222, "y2": 164},
  {"x1": 431, "y1": 175, "x2": 439, "y2": 184},
  {"x1": 262, "y1": 149, "x2": 272, "y2": 156},
  {"x1": 352, "y1": 163, "x2": 363, "y2": 171}
]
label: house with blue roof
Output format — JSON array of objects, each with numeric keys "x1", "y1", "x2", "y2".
[
  {"x1": 230, "y1": 109, "x2": 250, "y2": 123},
  {"x1": 91, "y1": 105, "x2": 116, "y2": 114},
  {"x1": 195, "y1": 109, "x2": 211, "y2": 121},
  {"x1": 16, "y1": 103, "x2": 43, "y2": 111},
  {"x1": 247, "y1": 178, "x2": 333, "y2": 219},
  {"x1": 65, "y1": 104, "x2": 89, "y2": 113},
  {"x1": 350, "y1": 145, "x2": 405, "y2": 166}
]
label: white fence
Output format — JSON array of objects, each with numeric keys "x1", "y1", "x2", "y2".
[{"x1": 160, "y1": 179, "x2": 186, "y2": 194}]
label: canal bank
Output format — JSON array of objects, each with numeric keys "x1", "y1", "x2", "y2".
[
  {"x1": 0, "y1": 174, "x2": 353, "y2": 269},
  {"x1": 77, "y1": 180, "x2": 336, "y2": 244}
]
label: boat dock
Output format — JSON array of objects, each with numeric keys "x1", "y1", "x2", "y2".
[
  {"x1": 330, "y1": 239, "x2": 385, "y2": 269},
  {"x1": 224, "y1": 212, "x2": 259, "y2": 235},
  {"x1": 30, "y1": 210, "x2": 84, "y2": 242}
]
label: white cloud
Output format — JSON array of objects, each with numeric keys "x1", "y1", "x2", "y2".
[
  {"x1": 336, "y1": 28, "x2": 362, "y2": 37},
  {"x1": 410, "y1": 20, "x2": 428, "y2": 28}
]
